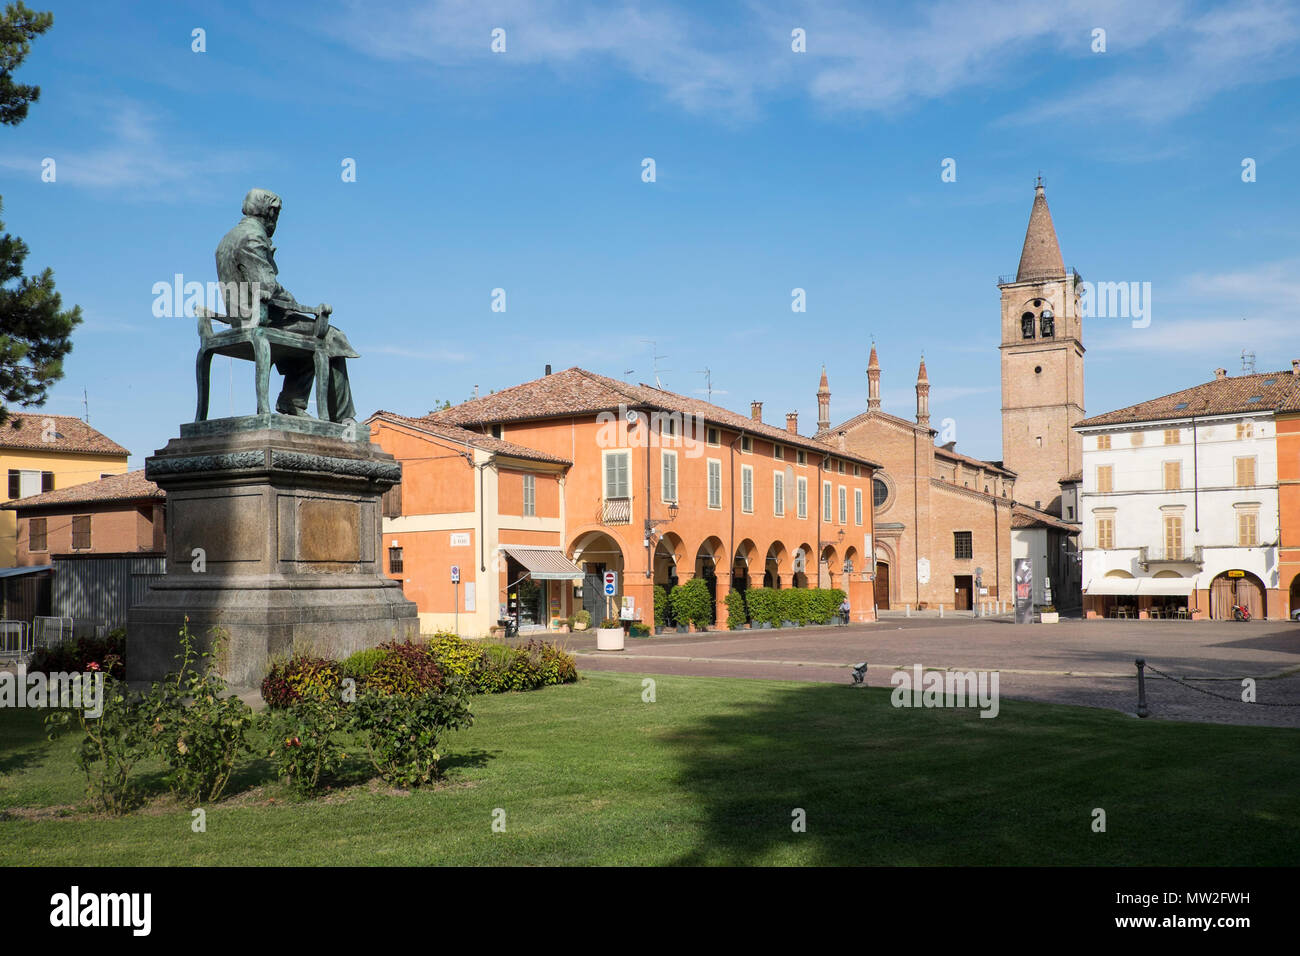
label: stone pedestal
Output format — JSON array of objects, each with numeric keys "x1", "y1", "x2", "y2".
[{"x1": 127, "y1": 416, "x2": 418, "y2": 687}]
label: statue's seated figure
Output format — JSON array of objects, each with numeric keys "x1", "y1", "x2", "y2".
[{"x1": 214, "y1": 188, "x2": 358, "y2": 425}]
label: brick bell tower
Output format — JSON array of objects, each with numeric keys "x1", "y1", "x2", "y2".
[{"x1": 998, "y1": 177, "x2": 1084, "y2": 516}]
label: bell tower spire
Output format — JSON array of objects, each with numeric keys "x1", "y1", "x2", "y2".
[{"x1": 998, "y1": 177, "x2": 1084, "y2": 515}]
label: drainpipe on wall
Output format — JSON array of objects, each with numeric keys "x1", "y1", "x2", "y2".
[{"x1": 645, "y1": 411, "x2": 653, "y2": 578}]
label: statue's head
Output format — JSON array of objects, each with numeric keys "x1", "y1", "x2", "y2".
[{"x1": 242, "y1": 188, "x2": 282, "y2": 235}]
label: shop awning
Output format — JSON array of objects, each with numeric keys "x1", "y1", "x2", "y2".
[
  {"x1": 1084, "y1": 577, "x2": 1196, "y2": 596},
  {"x1": 498, "y1": 546, "x2": 584, "y2": 581},
  {"x1": 1085, "y1": 577, "x2": 1140, "y2": 596},
  {"x1": 1138, "y1": 578, "x2": 1196, "y2": 596}
]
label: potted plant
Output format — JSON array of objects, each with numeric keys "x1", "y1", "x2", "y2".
[
  {"x1": 669, "y1": 579, "x2": 713, "y2": 633},
  {"x1": 654, "y1": 585, "x2": 672, "y2": 635},
  {"x1": 573, "y1": 609, "x2": 591, "y2": 632},
  {"x1": 725, "y1": 589, "x2": 749, "y2": 630},
  {"x1": 1039, "y1": 605, "x2": 1059, "y2": 624},
  {"x1": 629, "y1": 622, "x2": 651, "y2": 638},
  {"x1": 596, "y1": 617, "x2": 624, "y2": 650}
]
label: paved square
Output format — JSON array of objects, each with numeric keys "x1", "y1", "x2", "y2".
[{"x1": 561, "y1": 616, "x2": 1300, "y2": 727}]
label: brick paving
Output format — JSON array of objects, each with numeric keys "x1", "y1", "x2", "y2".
[{"x1": 559, "y1": 617, "x2": 1300, "y2": 727}]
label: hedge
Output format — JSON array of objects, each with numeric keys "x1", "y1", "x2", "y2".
[{"x1": 731, "y1": 587, "x2": 846, "y2": 627}]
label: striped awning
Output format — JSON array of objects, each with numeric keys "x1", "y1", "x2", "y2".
[{"x1": 499, "y1": 546, "x2": 585, "y2": 581}]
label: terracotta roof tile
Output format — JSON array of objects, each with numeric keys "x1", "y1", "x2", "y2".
[
  {"x1": 0, "y1": 413, "x2": 129, "y2": 456},
  {"x1": 427, "y1": 368, "x2": 882, "y2": 469},
  {"x1": 1077, "y1": 369, "x2": 1300, "y2": 428},
  {"x1": 1011, "y1": 503, "x2": 1079, "y2": 532},
  {"x1": 4, "y1": 469, "x2": 159, "y2": 510},
  {"x1": 370, "y1": 411, "x2": 572, "y2": 465}
]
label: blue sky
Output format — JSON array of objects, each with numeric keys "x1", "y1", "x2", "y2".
[{"x1": 2, "y1": 0, "x2": 1298, "y2": 467}]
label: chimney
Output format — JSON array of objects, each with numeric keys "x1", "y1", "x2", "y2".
[
  {"x1": 751, "y1": 401, "x2": 763, "y2": 422},
  {"x1": 1292, "y1": 359, "x2": 1299, "y2": 377},
  {"x1": 786, "y1": 411, "x2": 798, "y2": 434},
  {"x1": 1215, "y1": 367, "x2": 1227, "y2": 381},
  {"x1": 544, "y1": 364, "x2": 552, "y2": 376}
]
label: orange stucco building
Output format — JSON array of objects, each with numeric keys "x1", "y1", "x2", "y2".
[{"x1": 370, "y1": 368, "x2": 880, "y2": 635}]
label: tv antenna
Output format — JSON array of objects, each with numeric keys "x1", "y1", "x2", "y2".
[
  {"x1": 82, "y1": 388, "x2": 89, "y2": 424},
  {"x1": 1241, "y1": 349, "x2": 1256, "y2": 374},
  {"x1": 696, "y1": 367, "x2": 714, "y2": 402},
  {"x1": 641, "y1": 339, "x2": 670, "y2": 388}
]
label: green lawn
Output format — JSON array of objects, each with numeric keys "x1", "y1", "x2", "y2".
[{"x1": 1, "y1": 671, "x2": 1296, "y2": 865}]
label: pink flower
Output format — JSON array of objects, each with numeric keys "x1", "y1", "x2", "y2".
[{"x1": 87, "y1": 662, "x2": 100, "y2": 671}]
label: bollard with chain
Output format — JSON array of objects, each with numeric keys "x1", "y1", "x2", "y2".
[{"x1": 1136, "y1": 657, "x2": 1149, "y2": 718}]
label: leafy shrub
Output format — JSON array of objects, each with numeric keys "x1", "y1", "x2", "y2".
[
  {"x1": 668, "y1": 578, "x2": 713, "y2": 628},
  {"x1": 365, "y1": 641, "x2": 446, "y2": 696},
  {"x1": 574, "y1": 609, "x2": 591, "y2": 627},
  {"x1": 352, "y1": 682, "x2": 474, "y2": 788},
  {"x1": 261, "y1": 656, "x2": 343, "y2": 709},
  {"x1": 45, "y1": 675, "x2": 148, "y2": 814},
  {"x1": 265, "y1": 695, "x2": 350, "y2": 795},
  {"x1": 599, "y1": 618, "x2": 621, "y2": 629},
  {"x1": 340, "y1": 647, "x2": 389, "y2": 682},
  {"x1": 746, "y1": 588, "x2": 780, "y2": 627},
  {"x1": 725, "y1": 589, "x2": 749, "y2": 629},
  {"x1": 522, "y1": 641, "x2": 578, "y2": 685},
  {"x1": 30, "y1": 627, "x2": 127, "y2": 682},
  {"x1": 425, "y1": 632, "x2": 480, "y2": 679},
  {"x1": 653, "y1": 585, "x2": 669, "y2": 627},
  {"x1": 139, "y1": 621, "x2": 254, "y2": 803},
  {"x1": 629, "y1": 623, "x2": 650, "y2": 638},
  {"x1": 471, "y1": 644, "x2": 513, "y2": 694},
  {"x1": 806, "y1": 588, "x2": 846, "y2": 624},
  {"x1": 778, "y1": 588, "x2": 811, "y2": 625}
]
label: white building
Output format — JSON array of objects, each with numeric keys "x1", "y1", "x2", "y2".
[{"x1": 1075, "y1": 367, "x2": 1294, "y2": 620}]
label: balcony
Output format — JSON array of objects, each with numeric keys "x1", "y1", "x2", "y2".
[
  {"x1": 600, "y1": 497, "x2": 631, "y2": 526},
  {"x1": 1138, "y1": 545, "x2": 1203, "y2": 571}
]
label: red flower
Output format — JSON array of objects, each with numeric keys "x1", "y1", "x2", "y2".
[{"x1": 87, "y1": 662, "x2": 100, "y2": 671}]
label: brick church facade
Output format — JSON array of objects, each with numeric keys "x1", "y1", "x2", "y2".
[{"x1": 816, "y1": 180, "x2": 1082, "y2": 611}]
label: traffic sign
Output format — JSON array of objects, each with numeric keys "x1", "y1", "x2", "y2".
[
  {"x1": 603, "y1": 571, "x2": 617, "y2": 596},
  {"x1": 451, "y1": 565, "x2": 460, "y2": 583}
]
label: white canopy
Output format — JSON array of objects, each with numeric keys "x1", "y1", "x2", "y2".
[{"x1": 1085, "y1": 577, "x2": 1196, "y2": 596}]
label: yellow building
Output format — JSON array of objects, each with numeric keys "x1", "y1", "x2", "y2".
[{"x1": 0, "y1": 413, "x2": 130, "y2": 566}]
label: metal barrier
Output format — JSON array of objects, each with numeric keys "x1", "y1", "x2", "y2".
[
  {"x1": 0, "y1": 620, "x2": 31, "y2": 655},
  {"x1": 32, "y1": 616, "x2": 73, "y2": 649}
]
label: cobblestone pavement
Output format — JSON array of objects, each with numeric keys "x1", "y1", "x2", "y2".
[{"x1": 559, "y1": 618, "x2": 1300, "y2": 727}]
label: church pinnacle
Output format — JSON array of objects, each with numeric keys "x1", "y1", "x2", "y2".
[{"x1": 1015, "y1": 177, "x2": 1065, "y2": 282}]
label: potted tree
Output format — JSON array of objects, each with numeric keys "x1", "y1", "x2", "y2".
[
  {"x1": 654, "y1": 585, "x2": 672, "y2": 635},
  {"x1": 669, "y1": 579, "x2": 713, "y2": 633}
]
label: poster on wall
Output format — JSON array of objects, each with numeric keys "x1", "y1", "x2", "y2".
[{"x1": 1014, "y1": 558, "x2": 1033, "y2": 624}]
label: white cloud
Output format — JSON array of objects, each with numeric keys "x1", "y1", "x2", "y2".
[
  {"x1": 0, "y1": 99, "x2": 255, "y2": 194},
  {"x1": 306, "y1": 0, "x2": 1300, "y2": 127}
]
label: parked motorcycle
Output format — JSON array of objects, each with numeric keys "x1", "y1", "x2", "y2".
[{"x1": 1232, "y1": 604, "x2": 1252, "y2": 622}]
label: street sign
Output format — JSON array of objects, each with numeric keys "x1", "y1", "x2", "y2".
[
  {"x1": 603, "y1": 571, "x2": 617, "y2": 596},
  {"x1": 450, "y1": 565, "x2": 460, "y2": 584}
]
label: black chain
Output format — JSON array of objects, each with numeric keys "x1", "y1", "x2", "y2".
[{"x1": 1145, "y1": 662, "x2": 1300, "y2": 708}]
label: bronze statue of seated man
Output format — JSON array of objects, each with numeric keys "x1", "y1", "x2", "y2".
[{"x1": 215, "y1": 188, "x2": 358, "y2": 425}]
